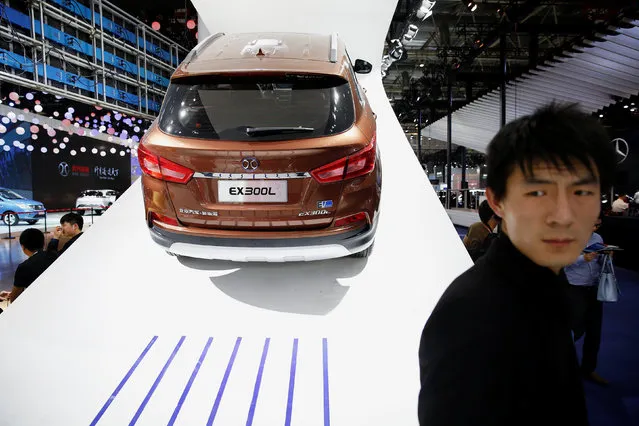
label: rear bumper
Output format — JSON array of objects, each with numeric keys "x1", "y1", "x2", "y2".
[{"x1": 149, "y1": 215, "x2": 378, "y2": 262}]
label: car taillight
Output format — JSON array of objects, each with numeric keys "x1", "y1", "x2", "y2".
[
  {"x1": 150, "y1": 211, "x2": 179, "y2": 226},
  {"x1": 138, "y1": 143, "x2": 194, "y2": 184},
  {"x1": 334, "y1": 212, "x2": 368, "y2": 227},
  {"x1": 310, "y1": 133, "x2": 376, "y2": 184}
]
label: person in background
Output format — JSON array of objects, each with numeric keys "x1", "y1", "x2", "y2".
[
  {"x1": 418, "y1": 103, "x2": 616, "y2": 426},
  {"x1": 611, "y1": 194, "x2": 629, "y2": 215},
  {"x1": 0, "y1": 228, "x2": 57, "y2": 304},
  {"x1": 463, "y1": 200, "x2": 500, "y2": 261},
  {"x1": 47, "y1": 212, "x2": 84, "y2": 255},
  {"x1": 565, "y1": 214, "x2": 612, "y2": 386}
]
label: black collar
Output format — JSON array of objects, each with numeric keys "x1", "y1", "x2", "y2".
[{"x1": 483, "y1": 232, "x2": 569, "y2": 288}]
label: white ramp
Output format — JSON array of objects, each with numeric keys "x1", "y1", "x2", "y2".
[{"x1": 0, "y1": 0, "x2": 472, "y2": 424}]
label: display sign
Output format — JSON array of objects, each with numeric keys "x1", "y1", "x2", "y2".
[
  {"x1": 32, "y1": 135, "x2": 131, "y2": 209},
  {"x1": 610, "y1": 128, "x2": 639, "y2": 196}
]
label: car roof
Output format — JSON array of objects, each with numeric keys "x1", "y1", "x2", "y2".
[{"x1": 173, "y1": 32, "x2": 349, "y2": 79}]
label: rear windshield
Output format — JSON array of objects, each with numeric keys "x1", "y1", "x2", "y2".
[{"x1": 157, "y1": 74, "x2": 355, "y2": 141}]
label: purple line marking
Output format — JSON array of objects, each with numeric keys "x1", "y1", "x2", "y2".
[
  {"x1": 129, "y1": 336, "x2": 186, "y2": 426},
  {"x1": 284, "y1": 338, "x2": 299, "y2": 426},
  {"x1": 90, "y1": 336, "x2": 158, "y2": 426},
  {"x1": 323, "y1": 338, "x2": 330, "y2": 426},
  {"x1": 167, "y1": 337, "x2": 214, "y2": 426},
  {"x1": 246, "y1": 337, "x2": 271, "y2": 426},
  {"x1": 207, "y1": 337, "x2": 242, "y2": 426}
]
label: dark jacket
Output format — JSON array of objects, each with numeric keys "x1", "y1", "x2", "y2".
[
  {"x1": 418, "y1": 233, "x2": 588, "y2": 426},
  {"x1": 47, "y1": 232, "x2": 83, "y2": 256},
  {"x1": 14, "y1": 250, "x2": 58, "y2": 289}
]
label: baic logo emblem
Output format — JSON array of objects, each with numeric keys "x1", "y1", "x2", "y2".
[
  {"x1": 58, "y1": 162, "x2": 70, "y2": 177},
  {"x1": 241, "y1": 157, "x2": 260, "y2": 171},
  {"x1": 611, "y1": 138, "x2": 629, "y2": 164}
]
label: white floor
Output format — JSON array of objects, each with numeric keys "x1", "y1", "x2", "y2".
[{"x1": 0, "y1": 1, "x2": 472, "y2": 424}]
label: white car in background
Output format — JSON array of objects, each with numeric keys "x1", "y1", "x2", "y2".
[{"x1": 75, "y1": 189, "x2": 120, "y2": 215}]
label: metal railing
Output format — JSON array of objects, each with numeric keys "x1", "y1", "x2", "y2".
[
  {"x1": 1, "y1": 206, "x2": 106, "y2": 240},
  {"x1": 437, "y1": 189, "x2": 487, "y2": 211}
]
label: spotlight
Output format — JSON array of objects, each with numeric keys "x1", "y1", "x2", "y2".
[
  {"x1": 389, "y1": 39, "x2": 404, "y2": 60},
  {"x1": 403, "y1": 24, "x2": 419, "y2": 43},
  {"x1": 466, "y1": 0, "x2": 478, "y2": 12},
  {"x1": 416, "y1": 0, "x2": 436, "y2": 20}
]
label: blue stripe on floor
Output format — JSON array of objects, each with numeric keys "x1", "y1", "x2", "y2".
[
  {"x1": 285, "y1": 338, "x2": 299, "y2": 426},
  {"x1": 322, "y1": 338, "x2": 331, "y2": 426},
  {"x1": 129, "y1": 336, "x2": 185, "y2": 425},
  {"x1": 246, "y1": 337, "x2": 271, "y2": 426},
  {"x1": 90, "y1": 336, "x2": 158, "y2": 426},
  {"x1": 168, "y1": 337, "x2": 213, "y2": 426},
  {"x1": 207, "y1": 336, "x2": 242, "y2": 425}
]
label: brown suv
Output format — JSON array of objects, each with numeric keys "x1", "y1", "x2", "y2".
[{"x1": 139, "y1": 32, "x2": 381, "y2": 261}]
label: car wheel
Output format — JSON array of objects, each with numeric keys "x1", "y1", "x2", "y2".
[
  {"x1": 350, "y1": 241, "x2": 374, "y2": 258},
  {"x1": 2, "y1": 211, "x2": 18, "y2": 226},
  {"x1": 26, "y1": 220, "x2": 38, "y2": 225}
]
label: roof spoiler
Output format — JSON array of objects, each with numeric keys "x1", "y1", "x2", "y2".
[{"x1": 329, "y1": 33, "x2": 338, "y2": 62}]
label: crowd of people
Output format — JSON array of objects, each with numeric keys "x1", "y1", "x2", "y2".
[{"x1": 0, "y1": 213, "x2": 84, "y2": 311}]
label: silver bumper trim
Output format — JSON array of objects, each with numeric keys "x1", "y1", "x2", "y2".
[{"x1": 193, "y1": 172, "x2": 311, "y2": 180}]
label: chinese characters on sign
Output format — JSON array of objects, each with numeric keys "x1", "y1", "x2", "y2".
[{"x1": 94, "y1": 166, "x2": 120, "y2": 180}]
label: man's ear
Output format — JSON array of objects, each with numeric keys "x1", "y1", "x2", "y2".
[{"x1": 486, "y1": 187, "x2": 505, "y2": 219}]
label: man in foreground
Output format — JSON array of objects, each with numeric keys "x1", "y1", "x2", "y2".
[{"x1": 418, "y1": 103, "x2": 616, "y2": 425}]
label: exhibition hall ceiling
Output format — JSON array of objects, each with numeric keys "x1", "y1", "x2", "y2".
[{"x1": 384, "y1": 0, "x2": 639, "y2": 132}]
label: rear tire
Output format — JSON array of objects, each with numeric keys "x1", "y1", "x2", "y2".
[{"x1": 350, "y1": 242, "x2": 374, "y2": 258}]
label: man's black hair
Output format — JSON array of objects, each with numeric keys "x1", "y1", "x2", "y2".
[
  {"x1": 60, "y1": 212, "x2": 84, "y2": 230},
  {"x1": 486, "y1": 103, "x2": 616, "y2": 201},
  {"x1": 478, "y1": 200, "x2": 495, "y2": 226},
  {"x1": 19, "y1": 228, "x2": 45, "y2": 252}
]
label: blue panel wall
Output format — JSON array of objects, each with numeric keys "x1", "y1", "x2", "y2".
[
  {"x1": 0, "y1": 4, "x2": 170, "y2": 88},
  {"x1": 48, "y1": 0, "x2": 179, "y2": 66}
]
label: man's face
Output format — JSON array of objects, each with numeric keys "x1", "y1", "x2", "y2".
[
  {"x1": 61, "y1": 222, "x2": 77, "y2": 237},
  {"x1": 487, "y1": 159, "x2": 601, "y2": 273}
]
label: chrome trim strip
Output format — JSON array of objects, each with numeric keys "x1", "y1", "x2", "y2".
[
  {"x1": 329, "y1": 33, "x2": 338, "y2": 62},
  {"x1": 193, "y1": 172, "x2": 311, "y2": 180}
]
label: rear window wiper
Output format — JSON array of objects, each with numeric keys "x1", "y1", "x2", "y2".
[{"x1": 244, "y1": 126, "x2": 315, "y2": 136}]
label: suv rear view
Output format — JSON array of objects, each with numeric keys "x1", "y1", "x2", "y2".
[{"x1": 139, "y1": 32, "x2": 381, "y2": 261}]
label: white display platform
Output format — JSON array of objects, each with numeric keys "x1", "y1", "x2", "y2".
[{"x1": 0, "y1": 1, "x2": 472, "y2": 424}]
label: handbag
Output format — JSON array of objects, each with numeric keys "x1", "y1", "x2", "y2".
[{"x1": 597, "y1": 254, "x2": 620, "y2": 302}]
